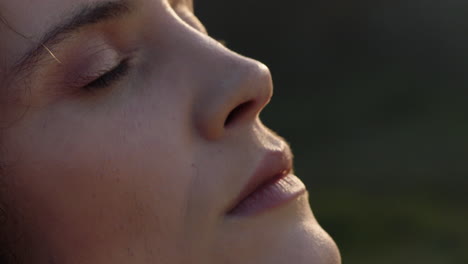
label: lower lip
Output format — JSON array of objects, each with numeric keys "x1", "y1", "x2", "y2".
[{"x1": 227, "y1": 174, "x2": 307, "y2": 217}]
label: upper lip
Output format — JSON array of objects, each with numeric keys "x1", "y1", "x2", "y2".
[{"x1": 226, "y1": 147, "x2": 293, "y2": 214}]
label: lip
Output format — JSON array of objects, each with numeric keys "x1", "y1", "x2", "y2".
[{"x1": 226, "y1": 148, "x2": 307, "y2": 217}]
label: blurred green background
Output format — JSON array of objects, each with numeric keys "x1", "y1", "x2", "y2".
[{"x1": 197, "y1": 0, "x2": 468, "y2": 263}]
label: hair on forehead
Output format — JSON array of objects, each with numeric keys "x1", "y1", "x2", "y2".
[
  {"x1": 0, "y1": 11, "x2": 28, "y2": 39},
  {"x1": 0, "y1": 11, "x2": 61, "y2": 79}
]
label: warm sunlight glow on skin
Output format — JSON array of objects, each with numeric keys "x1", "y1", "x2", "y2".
[{"x1": 0, "y1": 1, "x2": 341, "y2": 263}]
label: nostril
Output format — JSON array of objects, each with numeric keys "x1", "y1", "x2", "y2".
[{"x1": 224, "y1": 100, "x2": 255, "y2": 127}]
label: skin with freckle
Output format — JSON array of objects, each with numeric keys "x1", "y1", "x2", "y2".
[{"x1": 0, "y1": 0, "x2": 341, "y2": 263}]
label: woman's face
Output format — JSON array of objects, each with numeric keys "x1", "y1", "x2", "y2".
[{"x1": 0, "y1": 0, "x2": 340, "y2": 263}]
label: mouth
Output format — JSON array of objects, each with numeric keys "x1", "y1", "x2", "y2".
[{"x1": 226, "y1": 148, "x2": 307, "y2": 217}]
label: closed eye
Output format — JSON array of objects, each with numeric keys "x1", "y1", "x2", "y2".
[{"x1": 83, "y1": 58, "x2": 130, "y2": 91}]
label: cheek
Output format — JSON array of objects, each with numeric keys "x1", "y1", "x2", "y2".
[{"x1": 1, "y1": 93, "x2": 194, "y2": 258}]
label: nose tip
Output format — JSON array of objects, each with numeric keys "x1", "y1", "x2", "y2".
[
  {"x1": 195, "y1": 58, "x2": 274, "y2": 141},
  {"x1": 223, "y1": 62, "x2": 273, "y2": 126}
]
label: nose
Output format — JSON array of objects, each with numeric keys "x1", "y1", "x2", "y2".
[
  {"x1": 154, "y1": 8, "x2": 275, "y2": 141},
  {"x1": 163, "y1": 27, "x2": 271, "y2": 141},
  {"x1": 194, "y1": 55, "x2": 273, "y2": 140}
]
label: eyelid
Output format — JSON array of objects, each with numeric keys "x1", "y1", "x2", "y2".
[
  {"x1": 83, "y1": 58, "x2": 130, "y2": 90},
  {"x1": 64, "y1": 44, "x2": 122, "y2": 88}
]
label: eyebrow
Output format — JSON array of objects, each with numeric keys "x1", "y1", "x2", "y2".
[{"x1": 11, "y1": 0, "x2": 132, "y2": 76}]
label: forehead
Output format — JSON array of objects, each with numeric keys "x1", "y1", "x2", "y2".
[
  {"x1": 0, "y1": 0, "x2": 192, "y2": 69},
  {"x1": 3, "y1": 0, "x2": 100, "y2": 31},
  {"x1": 1, "y1": 0, "x2": 108, "y2": 68}
]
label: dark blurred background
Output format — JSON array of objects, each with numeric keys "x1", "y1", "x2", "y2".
[{"x1": 196, "y1": 0, "x2": 468, "y2": 263}]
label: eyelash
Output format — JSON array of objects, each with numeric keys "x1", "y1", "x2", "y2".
[{"x1": 83, "y1": 58, "x2": 130, "y2": 90}]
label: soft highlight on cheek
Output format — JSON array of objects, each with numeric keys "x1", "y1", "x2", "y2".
[{"x1": 1, "y1": 93, "x2": 196, "y2": 262}]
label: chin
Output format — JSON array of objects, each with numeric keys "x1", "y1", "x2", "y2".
[
  {"x1": 216, "y1": 193, "x2": 341, "y2": 264},
  {"x1": 272, "y1": 220, "x2": 342, "y2": 264},
  {"x1": 259, "y1": 197, "x2": 341, "y2": 264}
]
